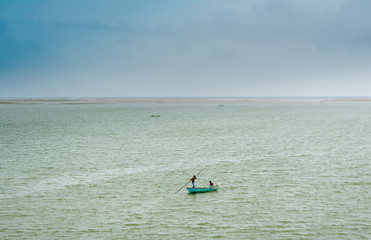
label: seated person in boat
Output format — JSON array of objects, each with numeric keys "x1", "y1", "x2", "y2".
[{"x1": 209, "y1": 181, "x2": 214, "y2": 187}]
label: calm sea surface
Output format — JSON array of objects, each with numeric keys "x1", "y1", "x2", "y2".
[{"x1": 1, "y1": 102, "x2": 370, "y2": 239}]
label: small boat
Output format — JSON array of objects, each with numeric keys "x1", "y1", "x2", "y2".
[
  {"x1": 150, "y1": 115, "x2": 160, "y2": 117},
  {"x1": 187, "y1": 185, "x2": 218, "y2": 193}
]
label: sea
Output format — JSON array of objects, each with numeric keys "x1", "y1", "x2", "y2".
[{"x1": 1, "y1": 101, "x2": 370, "y2": 239}]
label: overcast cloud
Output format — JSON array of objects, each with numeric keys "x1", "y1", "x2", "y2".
[{"x1": 1, "y1": 0, "x2": 370, "y2": 97}]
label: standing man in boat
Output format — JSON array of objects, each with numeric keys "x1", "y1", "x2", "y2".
[{"x1": 191, "y1": 175, "x2": 197, "y2": 188}]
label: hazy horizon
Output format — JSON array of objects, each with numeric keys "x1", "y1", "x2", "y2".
[
  {"x1": 1, "y1": 0, "x2": 371, "y2": 98},
  {"x1": 1, "y1": 96, "x2": 371, "y2": 102}
]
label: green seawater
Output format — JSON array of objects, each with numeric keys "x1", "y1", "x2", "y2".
[{"x1": 1, "y1": 102, "x2": 370, "y2": 239}]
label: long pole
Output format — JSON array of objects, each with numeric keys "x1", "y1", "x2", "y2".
[{"x1": 174, "y1": 166, "x2": 207, "y2": 194}]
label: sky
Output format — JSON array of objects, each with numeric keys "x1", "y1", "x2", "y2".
[{"x1": 0, "y1": 0, "x2": 371, "y2": 98}]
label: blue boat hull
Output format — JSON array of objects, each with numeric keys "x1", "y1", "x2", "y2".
[{"x1": 187, "y1": 185, "x2": 218, "y2": 193}]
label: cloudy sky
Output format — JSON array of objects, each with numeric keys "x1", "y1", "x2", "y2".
[{"x1": 1, "y1": 0, "x2": 370, "y2": 98}]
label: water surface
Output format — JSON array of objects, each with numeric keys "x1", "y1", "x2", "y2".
[{"x1": 1, "y1": 102, "x2": 370, "y2": 239}]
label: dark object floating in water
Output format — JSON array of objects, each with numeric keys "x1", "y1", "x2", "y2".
[{"x1": 150, "y1": 115, "x2": 160, "y2": 117}]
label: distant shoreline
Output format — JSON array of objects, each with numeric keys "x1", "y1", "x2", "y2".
[{"x1": 1, "y1": 97, "x2": 371, "y2": 104}]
